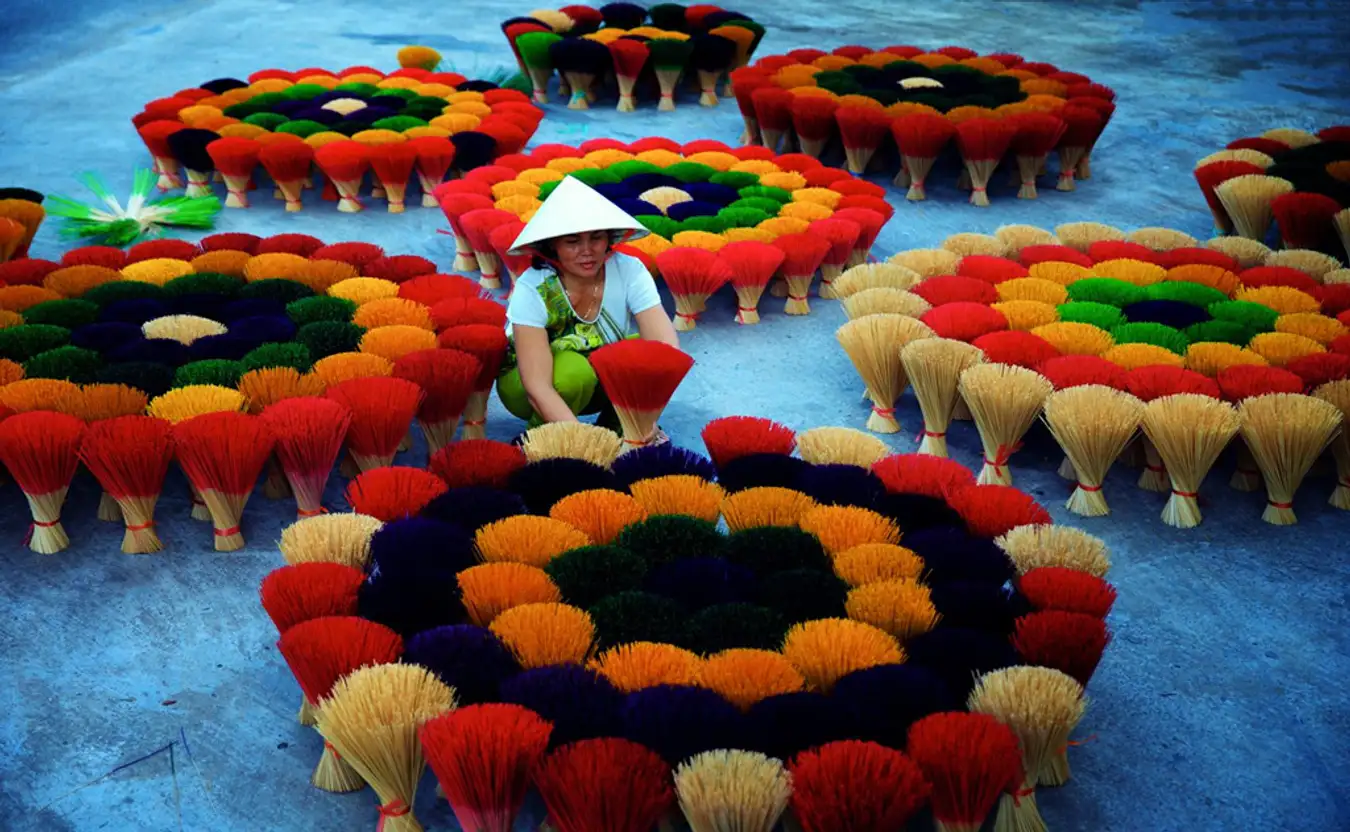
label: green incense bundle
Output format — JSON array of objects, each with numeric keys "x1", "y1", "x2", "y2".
[
  {"x1": 649, "y1": 39, "x2": 695, "y2": 111},
  {"x1": 1110, "y1": 322, "x2": 1190, "y2": 356},
  {"x1": 45, "y1": 169, "x2": 221, "y2": 247},
  {"x1": 516, "y1": 31, "x2": 563, "y2": 103}
]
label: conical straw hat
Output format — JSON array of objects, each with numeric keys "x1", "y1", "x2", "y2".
[{"x1": 508, "y1": 176, "x2": 649, "y2": 255}]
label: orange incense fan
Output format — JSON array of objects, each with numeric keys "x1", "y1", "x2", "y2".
[
  {"x1": 206, "y1": 137, "x2": 262, "y2": 208},
  {"x1": 391, "y1": 348, "x2": 481, "y2": 454},
  {"x1": 836, "y1": 106, "x2": 892, "y2": 175},
  {"x1": 78, "y1": 415, "x2": 175, "y2": 554},
  {"x1": 259, "y1": 140, "x2": 316, "y2": 212},
  {"x1": 956, "y1": 118, "x2": 1018, "y2": 207},
  {"x1": 260, "y1": 397, "x2": 352, "y2": 520},
  {"x1": 172, "y1": 411, "x2": 275, "y2": 551},
  {"x1": 775, "y1": 233, "x2": 832, "y2": 315},
  {"x1": 588, "y1": 339, "x2": 695, "y2": 448},
  {"x1": 314, "y1": 141, "x2": 370, "y2": 213},
  {"x1": 438, "y1": 193, "x2": 495, "y2": 272},
  {"x1": 368, "y1": 143, "x2": 419, "y2": 214},
  {"x1": 718, "y1": 240, "x2": 784, "y2": 324},
  {"x1": 461, "y1": 208, "x2": 518, "y2": 290},
  {"x1": 407, "y1": 137, "x2": 457, "y2": 207},
  {"x1": 809, "y1": 217, "x2": 861, "y2": 300},
  {"x1": 0, "y1": 411, "x2": 86, "y2": 553},
  {"x1": 437, "y1": 325, "x2": 509, "y2": 440},
  {"x1": 656, "y1": 247, "x2": 732, "y2": 331},
  {"x1": 891, "y1": 112, "x2": 956, "y2": 199},
  {"x1": 325, "y1": 376, "x2": 424, "y2": 472}
]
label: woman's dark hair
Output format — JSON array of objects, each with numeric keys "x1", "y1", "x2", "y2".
[{"x1": 529, "y1": 233, "x2": 615, "y2": 272}]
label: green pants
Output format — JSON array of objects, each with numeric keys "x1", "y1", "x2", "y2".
[{"x1": 497, "y1": 349, "x2": 605, "y2": 428}]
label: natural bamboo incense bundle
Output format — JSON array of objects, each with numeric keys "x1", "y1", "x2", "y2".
[
  {"x1": 391, "y1": 348, "x2": 480, "y2": 454},
  {"x1": 775, "y1": 232, "x2": 831, "y2": 315},
  {"x1": 836, "y1": 313, "x2": 934, "y2": 434},
  {"x1": 259, "y1": 397, "x2": 350, "y2": 520},
  {"x1": 656, "y1": 247, "x2": 732, "y2": 331},
  {"x1": 1042, "y1": 386, "x2": 1144, "y2": 516},
  {"x1": 609, "y1": 39, "x2": 651, "y2": 112},
  {"x1": 325, "y1": 377, "x2": 423, "y2": 471},
  {"x1": 0, "y1": 411, "x2": 85, "y2": 553},
  {"x1": 796, "y1": 427, "x2": 890, "y2": 469},
  {"x1": 959, "y1": 363, "x2": 1054, "y2": 485},
  {"x1": 1215, "y1": 174, "x2": 1295, "y2": 240},
  {"x1": 521, "y1": 422, "x2": 623, "y2": 467},
  {"x1": 717, "y1": 241, "x2": 783, "y2": 324},
  {"x1": 1312, "y1": 381, "x2": 1350, "y2": 509},
  {"x1": 902, "y1": 337, "x2": 985, "y2": 456},
  {"x1": 788, "y1": 740, "x2": 931, "y2": 832},
  {"x1": 968, "y1": 666, "x2": 1086, "y2": 832},
  {"x1": 78, "y1": 416, "x2": 174, "y2": 553},
  {"x1": 843, "y1": 287, "x2": 931, "y2": 319},
  {"x1": 315, "y1": 663, "x2": 455, "y2": 832},
  {"x1": 1140, "y1": 394, "x2": 1241, "y2": 528},
  {"x1": 674, "y1": 749, "x2": 791, "y2": 832},
  {"x1": 172, "y1": 411, "x2": 274, "y2": 551},
  {"x1": 436, "y1": 325, "x2": 509, "y2": 440},
  {"x1": 205, "y1": 137, "x2": 261, "y2": 209},
  {"x1": 891, "y1": 112, "x2": 956, "y2": 198},
  {"x1": 907, "y1": 711, "x2": 1024, "y2": 832},
  {"x1": 314, "y1": 142, "x2": 370, "y2": 213},
  {"x1": 587, "y1": 339, "x2": 694, "y2": 449},
  {"x1": 1238, "y1": 392, "x2": 1342, "y2": 524},
  {"x1": 956, "y1": 118, "x2": 1017, "y2": 207}
]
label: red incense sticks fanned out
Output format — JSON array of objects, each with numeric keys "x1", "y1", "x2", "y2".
[
  {"x1": 78, "y1": 415, "x2": 174, "y2": 553},
  {"x1": 408, "y1": 137, "x2": 457, "y2": 207},
  {"x1": 656, "y1": 247, "x2": 732, "y2": 331},
  {"x1": 436, "y1": 324, "x2": 509, "y2": 439},
  {"x1": 368, "y1": 143, "x2": 419, "y2": 214},
  {"x1": 391, "y1": 348, "x2": 482, "y2": 454},
  {"x1": 774, "y1": 233, "x2": 831, "y2": 314},
  {"x1": 172, "y1": 411, "x2": 275, "y2": 551},
  {"x1": 891, "y1": 112, "x2": 956, "y2": 200},
  {"x1": 701, "y1": 415, "x2": 796, "y2": 468},
  {"x1": 325, "y1": 376, "x2": 423, "y2": 471},
  {"x1": 0, "y1": 411, "x2": 86, "y2": 553},
  {"x1": 588, "y1": 340, "x2": 695, "y2": 448},
  {"x1": 206, "y1": 137, "x2": 262, "y2": 208},
  {"x1": 719, "y1": 241, "x2": 784, "y2": 324},
  {"x1": 314, "y1": 141, "x2": 370, "y2": 213},
  {"x1": 956, "y1": 118, "x2": 1018, "y2": 207},
  {"x1": 260, "y1": 397, "x2": 352, "y2": 520},
  {"x1": 344, "y1": 466, "x2": 448, "y2": 521}
]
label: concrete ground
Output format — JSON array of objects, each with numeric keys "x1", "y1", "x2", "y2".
[{"x1": 2, "y1": 1, "x2": 1349, "y2": 830}]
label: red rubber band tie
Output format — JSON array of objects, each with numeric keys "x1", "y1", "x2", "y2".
[
  {"x1": 214, "y1": 525, "x2": 241, "y2": 538},
  {"x1": 23, "y1": 519, "x2": 59, "y2": 545},
  {"x1": 871, "y1": 405, "x2": 895, "y2": 417},
  {"x1": 124, "y1": 521, "x2": 156, "y2": 531},
  {"x1": 376, "y1": 798, "x2": 411, "y2": 831},
  {"x1": 1077, "y1": 483, "x2": 1103, "y2": 492},
  {"x1": 1171, "y1": 489, "x2": 1198, "y2": 499},
  {"x1": 787, "y1": 293, "x2": 808, "y2": 301},
  {"x1": 296, "y1": 507, "x2": 327, "y2": 518},
  {"x1": 1268, "y1": 500, "x2": 1293, "y2": 510}
]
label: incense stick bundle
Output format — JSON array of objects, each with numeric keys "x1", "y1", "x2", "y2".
[
  {"x1": 1011, "y1": 113, "x2": 1066, "y2": 199},
  {"x1": 718, "y1": 241, "x2": 783, "y2": 324},
  {"x1": 259, "y1": 141, "x2": 315, "y2": 212},
  {"x1": 775, "y1": 233, "x2": 831, "y2": 315},
  {"x1": 810, "y1": 217, "x2": 861, "y2": 299},
  {"x1": 368, "y1": 143, "x2": 418, "y2": 214},
  {"x1": 1214, "y1": 174, "x2": 1295, "y2": 240},
  {"x1": 902, "y1": 337, "x2": 985, "y2": 456},
  {"x1": 550, "y1": 38, "x2": 611, "y2": 110},
  {"x1": 1042, "y1": 386, "x2": 1144, "y2": 516},
  {"x1": 260, "y1": 397, "x2": 351, "y2": 520},
  {"x1": 908, "y1": 712, "x2": 1024, "y2": 832},
  {"x1": 959, "y1": 363, "x2": 1054, "y2": 485},
  {"x1": 166, "y1": 128, "x2": 221, "y2": 198},
  {"x1": 172, "y1": 411, "x2": 274, "y2": 551},
  {"x1": 79, "y1": 415, "x2": 174, "y2": 553},
  {"x1": 314, "y1": 141, "x2": 370, "y2": 213},
  {"x1": 656, "y1": 247, "x2": 732, "y2": 330},
  {"x1": 438, "y1": 193, "x2": 495, "y2": 272},
  {"x1": 206, "y1": 137, "x2": 261, "y2": 208},
  {"x1": 0, "y1": 411, "x2": 86, "y2": 553},
  {"x1": 1311, "y1": 380, "x2": 1350, "y2": 508},
  {"x1": 837, "y1": 313, "x2": 934, "y2": 434},
  {"x1": 391, "y1": 348, "x2": 480, "y2": 453},
  {"x1": 675, "y1": 749, "x2": 791, "y2": 832},
  {"x1": 837, "y1": 106, "x2": 892, "y2": 175},
  {"x1": 1238, "y1": 393, "x2": 1342, "y2": 524},
  {"x1": 1055, "y1": 107, "x2": 1101, "y2": 192},
  {"x1": 516, "y1": 31, "x2": 563, "y2": 103},
  {"x1": 1140, "y1": 394, "x2": 1241, "y2": 528},
  {"x1": 651, "y1": 38, "x2": 696, "y2": 112},
  {"x1": 956, "y1": 118, "x2": 1017, "y2": 207},
  {"x1": 436, "y1": 325, "x2": 509, "y2": 440},
  {"x1": 891, "y1": 112, "x2": 956, "y2": 199},
  {"x1": 588, "y1": 339, "x2": 695, "y2": 448},
  {"x1": 691, "y1": 33, "x2": 737, "y2": 106},
  {"x1": 609, "y1": 39, "x2": 650, "y2": 112},
  {"x1": 325, "y1": 377, "x2": 423, "y2": 471}
]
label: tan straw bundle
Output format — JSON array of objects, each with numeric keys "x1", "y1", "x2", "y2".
[
  {"x1": 996, "y1": 524, "x2": 1111, "y2": 577},
  {"x1": 1140, "y1": 394, "x2": 1241, "y2": 528},
  {"x1": 1237, "y1": 393, "x2": 1343, "y2": 524},
  {"x1": 1042, "y1": 386, "x2": 1144, "y2": 516},
  {"x1": 958, "y1": 363, "x2": 1054, "y2": 485},
  {"x1": 521, "y1": 421, "x2": 622, "y2": 468},
  {"x1": 1312, "y1": 380, "x2": 1350, "y2": 509},
  {"x1": 836, "y1": 313, "x2": 933, "y2": 433},
  {"x1": 796, "y1": 426, "x2": 890, "y2": 467},
  {"x1": 902, "y1": 337, "x2": 985, "y2": 457}
]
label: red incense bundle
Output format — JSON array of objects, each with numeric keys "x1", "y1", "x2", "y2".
[
  {"x1": 325, "y1": 376, "x2": 423, "y2": 471},
  {"x1": 532, "y1": 739, "x2": 673, "y2": 832},
  {"x1": 368, "y1": 143, "x2": 418, "y2": 214},
  {"x1": 891, "y1": 112, "x2": 956, "y2": 199},
  {"x1": 956, "y1": 118, "x2": 1017, "y2": 207},
  {"x1": 260, "y1": 564, "x2": 364, "y2": 636},
  {"x1": 791, "y1": 96, "x2": 839, "y2": 159},
  {"x1": 789, "y1": 740, "x2": 931, "y2": 832},
  {"x1": 719, "y1": 240, "x2": 784, "y2": 324},
  {"x1": 401, "y1": 274, "x2": 488, "y2": 308},
  {"x1": 366, "y1": 255, "x2": 436, "y2": 284},
  {"x1": 421, "y1": 704, "x2": 552, "y2": 832},
  {"x1": 79, "y1": 415, "x2": 174, "y2": 554},
  {"x1": 279, "y1": 616, "x2": 404, "y2": 792},
  {"x1": 260, "y1": 397, "x2": 352, "y2": 520},
  {"x1": 836, "y1": 106, "x2": 892, "y2": 175},
  {"x1": 429, "y1": 297, "x2": 508, "y2": 331},
  {"x1": 439, "y1": 193, "x2": 496, "y2": 272},
  {"x1": 1126, "y1": 366, "x2": 1220, "y2": 492},
  {"x1": 314, "y1": 141, "x2": 370, "y2": 213},
  {"x1": 609, "y1": 39, "x2": 650, "y2": 113},
  {"x1": 701, "y1": 415, "x2": 796, "y2": 467},
  {"x1": 1271, "y1": 192, "x2": 1341, "y2": 251},
  {"x1": 752, "y1": 86, "x2": 795, "y2": 153},
  {"x1": 206, "y1": 137, "x2": 261, "y2": 208},
  {"x1": 730, "y1": 67, "x2": 771, "y2": 144},
  {"x1": 0, "y1": 411, "x2": 85, "y2": 553},
  {"x1": 428, "y1": 439, "x2": 526, "y2": 490},
  {"x1": 172, "y1": 411, "x2": 275, "y2": 551},
  {"x1": 344, "y1": 466, "x2": 449, "y2": 521},
  {"x1": 138, "y1": 120, "x2": 186, "y2": 190},
  {"x1": 908, "y1": 712, "x2": 1024, "y2": 832},
  {"x1": 437, "y1": 325, "x2": 509, "y2": 439},
  {"x1": 312, "y1": 241, "x2": 385, "y2": 270},
  {"x1": 808, "y1": 217, "x2": 861, "y2": 299},
  {"x1": 588, "y1": 339, "x2": 695, "y2": 448},
  {"x1": 1011, "y1": 113, "x2": 1066, "y2": 199},
  {"x1": 1014, "y1": 610, "x2": 1111, "y2": 689},
  {"x1": 489, "y1": 220, "x2": 532, "y2": 285},
  {"x1": 1193, "y1": 160, "x2": 1264, "y2": 234},
  {"x1": 408, "y1": 137, "x2": 457, "y2": 207},
  {"x1": 461, "y1": 208, "x2": 518, "y2": 289},
  {"x1": 830, "y1": 207, "x2": 887, "y2": 266},
  {"x1": 775, "y1": 232, "x2": 831, "y2": 314},
  {"x1": 390, "y1": 348, "x2": 481, "y2": 453},
  {"x1": 1056, "y1": 107, "x2": 1103, "y2": 192},
  {"x1": 656, "y1": 246, "x2": 732, "y2": 330}
]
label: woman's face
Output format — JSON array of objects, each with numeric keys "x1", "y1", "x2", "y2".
[{"x1": 552, "y1": 230, "x2": 609, "y2": 278}]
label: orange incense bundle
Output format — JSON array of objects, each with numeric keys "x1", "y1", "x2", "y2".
[
  {"x1": 956, "y1": 118, "x2": 1017, "y2": 207},
  {"x1": 0, "y1": 411, "x2": 86, "y2": 553},
  {"x1": 907, "y1": 712, "x2": 1024, "y2": 832},
  {"x1": 791, "y1": 96, "x2": 839, "y2": 159},
  {"x1": 344, "y1": 466, "x2": 448, "y2": 521},
  {"x1": 775, "y1": 232, "x2": 832, "y2": 315},
  {"x1": 368, "y1": 143, "x2": 418, "y2": 214},
  {"x1": 206, "y1": 137, "x2": 261, "y2": 208},
  {"x1": 588, "y1": 339, "x2": 695, "y2": 448},
  {"x1": 260, "y1": 397, "x2": 352, "y2": 520},
  {"x1": 836, "y1": 106, "x2": 892, "y2": 175},
  {"x1": 461, "y1": 208, "x2": 518, "y2": 289},
  {"x1": 489, "y1": 220, "x2": 533, "y2": 285},
  {"x1": 718, "y1": 241, "x2": 784, "y2": 324},
  {"x1": 830, "y1": 207, "x2": 888, "y2": 267},
  {"x1": 1056, "y1": 107, "x2": 1103, "y2": 192},
  {"x1": 1010, "y1": 113, "x2": 1066, "y2": 199},
  {"x1": 325, "y1": 376, "x2": 423, "y2": 471},
  {"x1": 437, "y1": 324, "x2": 509, "y2": 439},
  {"x1": 407, "y1": 137, "x2": 457, "y2": 207},
  {"x1": 891, "y1": 112, "x2": 956, "y2": 199},
  {"x1": 439, "y1": 193, "x2": 496, "y2": 272},
  {"x1": 391, "y1": 348, "x2": 481, "y2": 453},
  {"x1": 78, "y1": 415, "x2": 174, "y2": 554},
  {"x1": 808, "y1": 217, "x2": 861, "y2": 300},
  {"x1": 172, "y1": 411, "x2": 274, "y2": 551},
  {"x1": 752, "y1": 86, "x2": 795, "y2": 152},
  {"x1": 609, "y1": 39, "x2": 650, "y2": 113},
  {"x1": 656, "y1": 247, "x2": 732, "y2": 331},
  {"x1": 314, "y1": 141, "x2": 370, "y2": 213},
  {"x1": 138, "y1": 120, "x2": 186, "y2": 190}
]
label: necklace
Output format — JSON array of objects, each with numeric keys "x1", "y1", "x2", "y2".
[{"x1": 565, "y1": 273, "x2": 604, "y2": 320}]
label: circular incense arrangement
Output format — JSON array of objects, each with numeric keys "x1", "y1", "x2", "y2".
[
  {"x1": 834, "y1": 222, "x2": 1349, "y2": 527},
  {"x1": 131, "y1": 67, "x2": 544, "y2": 213},
  {"x1": 258, "y1": 416, "x2": 1111, "y2": 832},
  {"x1": 503, "y1": 3, "x2": 765, "y2": 110},
  {"x1": 728, "y1": 45, "x2": 1116, "y2": 205},
  {"x1": 1192, "y1": 125, "x2": 1350, "y2": 259}
]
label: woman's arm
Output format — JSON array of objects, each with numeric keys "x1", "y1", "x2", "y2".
[
  {"x1": 514, "y1": 324, "x2": 581, "y2": 423},
  {"x1": 634, "y1": 305, "x2": 680, "y2": 348}
]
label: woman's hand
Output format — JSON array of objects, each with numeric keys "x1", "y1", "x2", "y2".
[
  {"x1": 635, "y1": 305, "x2": 680, "y2": 348},
  {"x1": 514, "y1": 324, "x2": 581, "y2": 423}
]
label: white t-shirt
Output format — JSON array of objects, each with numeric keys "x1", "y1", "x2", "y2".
[{"x1": 506, "y1": 252, "x2": 663, "y2": 347}]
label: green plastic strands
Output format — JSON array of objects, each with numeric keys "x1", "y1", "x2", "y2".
[
  {"x1": 407, "y1": 95, "x2": 453, "y2": 111},
  {"x1": 715, "y1": 207, "x2": 771, "y2": 228},
  {"x1": 1207, "y1": 300, "x2": 1279, "y2": 334},
  {"x1": 544, "y1": 545, "x2": 649, "y2": 610},
  {"x1": 727, "y1": 197, "x2": 781, "y2": 216},
  {"x1": 664, "y1": 162, "x2": 717, "y2": 184},
  {"x1": 286, "y1": 295, "x2": 357, "y2": 326},
  {"x1": 685, "y1": 603, "x2": 789, "y2": 655},
  {"x1": 373, "y1": 115, "x2": 429, "y2": 132},
  {"x1": 614, "y1": 515, "x2": 726, "y2": 567},
  {"x1": 588, "y1": 590, "x2": 690, "y2": 651},
  {"x1": 82, "y1": 281, "x2": 166, "y2": 307},
  {"x1": 241, "y1": 342, "x2": 312, "y2": 373},
  {"x1": 636, "y1": 215, "x2": 683, "y2": 239},
  {"x1": 515, "y1": 31, "x2": 563, "y2": 69},
  {"x1": 648, "y1": 38, "x2": 695, "y2": 71},
  {"x1": 243, "y1": 113, "x2": 289, "y2": 130},
  {"x1": 1056, "y1": 301, "x2": 1125, "y2": 330},
  {"x1": 813, "y1": 71, "x2": 863, "y2": 97},
  {"x1": 175, "y1": 359, "x2": 245, "y2": 388},
  {"x1": 296, "y1": 321, "x2": 366, "y2": 359},
  {"x1": 537, "y1": 180, "x2": 562, "y2": 201},
  {"x1": 0, "y1": 324, "x2": 71, "y2": 361},
  {"x1": 334, "y1": 82, "x2": 379, "y2": 97},
  {"x1": 238, "y1": 278, "x2": 315, "y2": 305},
  {"x1": 566, "y1": 168, "x2": 620, "y2": 188},
  {"x1": 162, "y1": 272, "x2": 245, "y2": 298},
  {"x1": 247, "y1": 92, "x2": 290, "y2": 109},
  {"x1": 1065, "y1": 277, "x2": 1149, "y2": 308},
  {"x1": 738, "y1": 185, "x2": 791, "y2": 204},
  {"x1": 680, "y1": 216, "x2": 729, "y2": 234},
  {"x1": 1146, "y1": 281, "x2": 1228, "y2": 309},
  {"x1": 1110, "y1": 322, "x2": 1190, "y2": 356},
  {"x1": 281, "y1": 84, "x2": 328, "y2": 101},
  {"x1": 275, "y1": 120, "x2": 329, "y2": 138},
  {"x1": 373, "y1": 89, "x2": 419, "y2": 103},
  {"x1": 709, "y1": 170, "x2": 760, "y2": 190},
  {"x1": 1184, "y1": 320, "x2": 1253, "y2": 347},
  {"x1": 21, "y1": 300, "x2": 99, "y2": 330},
  {"x1": 24, "y1": 345, "x2": 103, "y2": 383},
  {"x1": 608, "y1": 161, "x2": 664, "y2": 181}
]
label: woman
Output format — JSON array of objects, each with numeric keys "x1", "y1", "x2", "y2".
[{"x1": 497, "y1": 177, "x2": 680, "y2": 428}]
